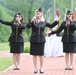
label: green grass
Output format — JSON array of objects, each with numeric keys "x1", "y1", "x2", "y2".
[
  {"x1": 0, "y1": 58, "x2": 13, "y2": 72},
  {"x1": 0, "y1": 43, "x2": 10, "y2": 50},
  {"x1": 0, "y1": 42, "x2": 30, "y2": 50},
  {"x1": 0, "y1": 42, "x2": 30, "y2": 72}
]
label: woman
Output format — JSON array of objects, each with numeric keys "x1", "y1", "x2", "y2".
[
  {"x1": 0, "y1": 13, "x2": 26, "y2": 70},
  {"x1": 27, "y1": 8, "x2": 60, "y2": 73},
  {"x1": 50, "y1": 10, "x2": 76, "y2": 70}
]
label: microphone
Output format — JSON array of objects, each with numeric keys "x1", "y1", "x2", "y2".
[
  {"x1": 69, "y1": 16, "x2": 73, "y2": 24},
  {"x1": 69, "y1": 17, "x2": 72, "y2": 21}
]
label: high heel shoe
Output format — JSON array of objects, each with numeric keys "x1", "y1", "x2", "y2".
[
  {"x1": 69, "y1": 66, "x2": 73, "y2": 70},
  {"x1": 16, "y1": 67, "x2": 20, "y2": 70},
  {"x1": 16, "y1": 66, "x2": 20, "y2": 70},
  {"x1": 65, "y1": 67, "x2": 68, "y2": 70},
  {"x1": 69, "y1": 68, "x2": 73, "y2": 70},
  {"x1": 40, "y1": 69, "x2": 44, "y2": 74},
  {"x1": 13, "y1": 67, "x2": 17, "y2": 70},
  {"x1": 34, "y1": 69, "x2": 38, "y2": 74}
]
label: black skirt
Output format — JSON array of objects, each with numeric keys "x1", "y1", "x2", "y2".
[
  {"x1": 63, "y1": 42, "x2": 76, "y2": 53},
  {"x1": 30, "y1": 42, "x2": 45, "y2": 56},
  {"x1": 10, "y1": 42, "x2": 24, "y2": 53}
]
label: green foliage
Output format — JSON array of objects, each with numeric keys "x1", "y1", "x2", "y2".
[
  {"x1": 24, "y1": 42, "x2": 30, "y2": 53},
  {"x1": 0, "y1": 5, "x2": 13, "y2": 42},
  {"x1": 0, "y1": 0, "x2": 76, "y2": 42},
  {"x1": 24, "y1": 46, "x2": 30, "y2": 53},
  {"x1": 56, "y1": 0, "x2": 70, "y2": 22},
  {"x1": 0, "y1": 58, "x2": 13, "y2": 72}
]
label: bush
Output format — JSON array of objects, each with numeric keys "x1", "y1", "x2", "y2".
[{"x1": 24, "y1": 46, "x2": 30, "y2": 53}]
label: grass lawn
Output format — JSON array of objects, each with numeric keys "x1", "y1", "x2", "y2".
[
  {"x1": 0, "y1": 58, "x2": 13, "y2": 72},
  {"x1": 0, "y1": 42, "x2": 30, "y2": 72},
  {"x1": 0, "y1": 42, "x2": 30, "y2": 50},
  {"x1": 0, "y1": 43, "x2": 10, "y2": 50}
]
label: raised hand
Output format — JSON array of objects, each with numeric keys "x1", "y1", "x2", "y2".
[
  {"x1": 55, "y1": 9, "x2": 61, "y2": 22},
  {"x1": 31, "y1": 16, "x2": 36, "y2": 22},
  {"x1": 56, "y1": 15, "x2": 61, "y2": 22}
]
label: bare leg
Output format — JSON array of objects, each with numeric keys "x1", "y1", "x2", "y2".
[
  {"x1": 65, "y1": 53, "x2": 69, "y2": 68},
  {"x1": 39, "y1": 56, "x2": 44, "y2": 73},
  {"x1": 13, "y1": 53, "x2": 17, "y2": 68},
  {"x1": 33, "y1": 55, "x2": 37, "y2": 72},
  {"x1": 69, "y1": 53, "x2": 73, "y2": 68},
  {"x1": 16, "y1": 53, "x2": 20, "y2": 68}
]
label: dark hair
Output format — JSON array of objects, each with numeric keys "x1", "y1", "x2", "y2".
[
  {"x1": 66, "y1": 10, "x2": 73, "y2": 20},
  {"x1": 35, "y1": 8, "x2": 43, "y2": 12},
  {"x1": 66, "y1": 10, "x2": 72, "y2": 14},
  {"x1": 38, "y1": 8, "x2": 43, "y2": 12},
  {"x1": 14, "y1": 13, "x2": 24, "y2": 22}
]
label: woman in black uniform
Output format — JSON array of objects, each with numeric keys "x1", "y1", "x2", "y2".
[
  {"x1": 27, "y1": 8, "x2": 60, "y2": 73},
  {"x1": 50, "y1": 10, "x2": 76, "y2": 70},
  {"x1": 0, "y1": 13, "x2": 26, "y2": 70}
]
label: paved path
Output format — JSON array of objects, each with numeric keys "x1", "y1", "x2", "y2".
[{"x1": 0, "y1": 51, "x2": 76, "y2": 75}]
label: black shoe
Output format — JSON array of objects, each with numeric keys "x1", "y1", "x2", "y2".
[
  {"x1": 40, "y1": 70, "x2": 44, "y2": 74},
  {"x1": 65, "y1": 68, "x2": 68, "y2": 70},
  {"x1": 34, "y1": 70, "x2": 38, "y2": 74},
  {"x1": 69, "y1": 68, "x2": 73, "y2": 70},
  {"x1": 16, "y1": 68, "x2": 20, "y2": 70},
  {"x1": 13, "y1": 68, "x2": 17, "y2": 70}
]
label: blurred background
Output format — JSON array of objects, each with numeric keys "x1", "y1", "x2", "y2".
[
  {"x1": 0, "y1": 0, "x2": 76, "y2": 42},
  {"x1": 0, "y1": 0, "x2": 76, "y2": 72}
]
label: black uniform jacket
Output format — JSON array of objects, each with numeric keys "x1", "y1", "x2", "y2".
[
  {"x1": 0, "y1": 19, "x2": 26, "y2": 42},
  {"x1": 51, "y1": 21, "x2": 76, "y2": 42},
  {"x1": 27, "y1": 20, "x2": 59, "y2": 43}
]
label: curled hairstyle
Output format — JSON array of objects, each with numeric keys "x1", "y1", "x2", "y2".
[{"x1": 14, "y1": 13, "x2": 24, "y2": 22}]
